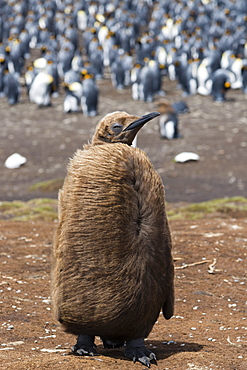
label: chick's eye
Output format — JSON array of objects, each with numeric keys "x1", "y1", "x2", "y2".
[{"x1": 111, "y1": 122, "x2": 123, "y2": 133}]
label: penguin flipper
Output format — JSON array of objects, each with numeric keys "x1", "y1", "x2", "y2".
[
  {"x1": 71, "y1": 334, "x2": 97, "y2": 356},
  {"x1": 162, "y1": 283, "x2": 175, "y2": 320},
  {"x1": 124, "y1": 338, "x2": 157, "y2": 368}
]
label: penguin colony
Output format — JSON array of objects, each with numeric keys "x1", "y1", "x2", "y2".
[
  {"x1": 52, "y1": 111, "x2": 174, "y2": 367},
  {"x1": 0, "y1": 0, "x2": 246, "y2": 109}
]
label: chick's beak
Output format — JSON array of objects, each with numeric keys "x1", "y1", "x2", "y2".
[{"x1": 122, "y1": 112, "x2": 160, "y2": 132}]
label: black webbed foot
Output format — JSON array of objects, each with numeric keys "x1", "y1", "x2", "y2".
[
  {"x1": 71, "y1": 334, "x2": 97, "y2": 356},
  {"x1": 124, "y1": 338, "x2": 157, "y2": 367},
  {"x1": 101, "y1": 338, "x2": 124, "y2": 349}
]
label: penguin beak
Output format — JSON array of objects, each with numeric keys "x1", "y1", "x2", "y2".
[{"x1": 122, "y1": 112, "x2": 160, "y2": 132}]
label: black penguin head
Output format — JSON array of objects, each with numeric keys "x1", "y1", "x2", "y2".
[{"x1": 92, "y1": 111, "x2": 160, "y2": 146}]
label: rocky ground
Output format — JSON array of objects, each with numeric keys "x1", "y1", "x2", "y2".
[{"x1": 0, "y1": 74, "x2": 246, "y2": 369}]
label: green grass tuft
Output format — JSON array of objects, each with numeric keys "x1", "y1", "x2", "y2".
[
  {"x1": 167, "y1": 196, "x2": 247, "y2": 220},
  {"x1": 0, "y1": 198, "x2": 58, "y2": 221},
  {"x1": 29, "y1": 178, "x2": 64, "y2": 192},
  {"x1": 0, "y1": 197, "x2": 246, "y2": 222}
]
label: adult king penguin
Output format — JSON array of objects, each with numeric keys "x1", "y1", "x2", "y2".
[
  {"x1": 157, "y1": 99, "x2": 181, "y2": 139},
  {"x1": 52, "y1": 111, "x2": 174, "y2": 367}
]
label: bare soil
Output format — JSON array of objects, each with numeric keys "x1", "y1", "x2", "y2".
[
  {"x1": 0, "y1": 75, "x2": 246, "y2": 369},
  {"x1": 0, "y1": 216, "x2": 246, "y2": 370}
]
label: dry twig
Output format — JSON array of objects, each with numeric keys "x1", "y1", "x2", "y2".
[
  {"x1": 208, "y1": 258, "x2": 217, "y2": 274},
  {"x1": 175, "y1": 258, "x2": 221, "y2": 274},
  {"x1": 227, "y1": 336, "x2": 242, "y2": 347},
  {"x1": 175, "y1": 260, "x2": 211, "y2": 270}
]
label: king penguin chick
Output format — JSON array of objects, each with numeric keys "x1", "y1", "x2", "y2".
[{"x1": 52, "y1": 111, "x2": 174, "y2": 368}]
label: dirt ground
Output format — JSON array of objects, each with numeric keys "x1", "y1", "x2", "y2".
[
  {"x1": 0, "y1": 216, "x2": 246, "y2": 370},
  {"x1": 0, "y1": 72, "x2": 247, "y2": 369}
]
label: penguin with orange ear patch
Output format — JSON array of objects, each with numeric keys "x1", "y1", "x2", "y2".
[
  {"x1": 81, "y1": 72, "x2": 99, "y2": 117},
  {"x1": 29, "y1": 71, "x2": 54, "y2": 106},
  {"x1": 156, "y1": 99, "x2": 182, "y2": 139},
  {"x1": 211, "y1": 68, "x2": 231, "y2": 101},
  {"x1": 242, "y1": 63, "x2": 247, "y2": 94},
  {"x1": 4, "y1": 69, "x2": 20, "y2": 105},
  {"x1": 63, "y1": 81, "x2": 83, "y2": 113}
]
